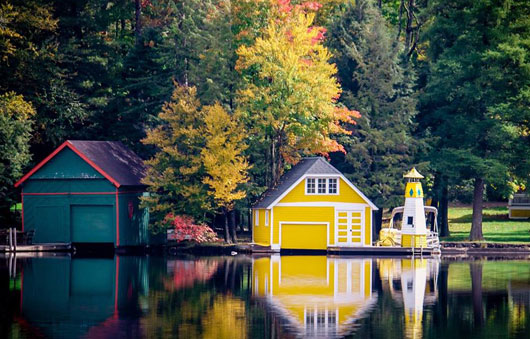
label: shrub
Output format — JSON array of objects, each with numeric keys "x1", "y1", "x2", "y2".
[{"x1": 163, "y1": 214, "x2": 220, "y2": 243}]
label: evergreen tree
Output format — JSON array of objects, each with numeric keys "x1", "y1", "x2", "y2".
[
  {"x1": 419, "y1": 0, "x2": 529, "y2": 240},
  {"x1": 328, "y1": 0, "x2": 418, "y2": 208}
]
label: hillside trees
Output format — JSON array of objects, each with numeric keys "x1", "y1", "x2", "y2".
[
  {"x1": 327, "y1": 0, "x2": 418, "y2": 208},
  {"x1": 236, "y1": 1, "x2": 359, "y2": 186}
]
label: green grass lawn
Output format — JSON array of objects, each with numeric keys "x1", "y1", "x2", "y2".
[
  {"x1": 10, "y1": 203, "x2": 22, "y2": 212},
  {"x1": 443, "y1": 206, "x2": 530, "y2": 243}
]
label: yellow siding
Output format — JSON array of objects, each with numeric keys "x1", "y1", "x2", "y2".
[
  {"x1": 402, "y1": 234, "x2": 427, "y2": 248},
  {"x1": 280, "y1": 178, "x2": 366, "y2": 203},
  {"x1": 253, "y1": 208, "x2": 271, "y2": 246}
]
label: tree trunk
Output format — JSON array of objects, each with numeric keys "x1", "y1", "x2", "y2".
[
  {"x1": 439, "y1": 181, "x2": 450, "y2": 237},
  {"x1": 229, "y1": 210, "x2": 237, "y2": 243},
  {"x1": 271, "y1": 141, "x2": 278, "y2": 185},
  {"x1": 469, "y1": 178, "x2": 484, "y2": 241},
  {"x1": 134, "y1": 0, "x2": 142, "y2": 45},
  {"x1": 224, "y1": 211, "x2": 231, "y2": 243},
  {"x1": 470, "y1": 262, "x2": 484, "y2": 327}
]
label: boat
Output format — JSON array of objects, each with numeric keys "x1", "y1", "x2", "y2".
[{"x1": 377, "y1": 206, "x2": 440, "y2": 249}]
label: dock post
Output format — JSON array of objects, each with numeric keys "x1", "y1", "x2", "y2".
[
  {"x1": 8, "y1": 228, "x2": 13, "y2": 252},
  {"x1": 13, "y1": 228, "x2": 16, "y2": 252}
]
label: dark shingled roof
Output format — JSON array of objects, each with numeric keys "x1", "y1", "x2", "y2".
[
  {"x1": 68, "y1": 140, "x2": 147, "y2": 186},
  {"x1": 253, "y1": 157, "x2": 341, "y2": 209}
]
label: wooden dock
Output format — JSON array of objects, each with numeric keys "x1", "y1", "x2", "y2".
[
  {"x1": 1, "y1": 227, "x2": 72, "y2": 253},
  {"x1": 0, "y1": 243, "x2": 72, "y2": 253}
]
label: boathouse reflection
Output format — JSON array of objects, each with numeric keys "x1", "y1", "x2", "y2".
[
  {"x1": 19, "y1": 255, "x2": 150, "y2": 338},
  {"x1": 252, "y1": 255, "x2": 376, "y2": 337}
]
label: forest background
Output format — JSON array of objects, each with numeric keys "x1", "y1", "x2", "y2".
[{"x1": 1, "y1": 0, "x2": 529, "y2": 242}]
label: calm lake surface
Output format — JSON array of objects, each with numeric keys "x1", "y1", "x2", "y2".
[{"x1": 2, "y1": 254, "x2": 530, "y2": 338}]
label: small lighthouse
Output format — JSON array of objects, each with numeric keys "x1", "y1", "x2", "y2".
[{"x1": 401, "y1": 168, "x2": 427, "y2": 248}]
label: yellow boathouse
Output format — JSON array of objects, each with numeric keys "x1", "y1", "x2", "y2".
[{"x1": 252, "y1": 157, "x2": 378, "y2": 251}]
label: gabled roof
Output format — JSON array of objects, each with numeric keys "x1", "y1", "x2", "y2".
[
  {"x1": 253, "y1": 157, "x2": 378, "y2": 210},
  {"x1": 15, "y1": 140, "x2": 147, "y2": 188}
]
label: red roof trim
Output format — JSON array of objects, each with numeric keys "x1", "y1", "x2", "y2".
[{"x1": 14, "y1": 141, "x2": 121, "y2": 188}]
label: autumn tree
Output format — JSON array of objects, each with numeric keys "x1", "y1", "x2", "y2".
[
  {"x1": 0, "y1": 93, "x2": 35, "y2": 224},
  {"x1": 201, "y1": 104, "x2": 250, "y2": 243},
  {"x1": 141, "y1": 84, "x2": 211, "y2": 231},
  {"x1": 236, "y1": 1, "x2": 359, "y2": 186}
]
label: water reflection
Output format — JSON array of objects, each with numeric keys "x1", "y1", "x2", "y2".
[
  {"x1": 377, "y1": 258, "x2": 439, "y2": 339},
  {"x1": 2, "y1": 254, "x2": 530, "y2": 338},
  {"x1": 252, "y1": 256, "x2": 375, "y2": 338}
]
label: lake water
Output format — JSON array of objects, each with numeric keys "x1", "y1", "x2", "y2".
[{"x1": 1, "y1": 254, "x2": 530, "y2": 338}]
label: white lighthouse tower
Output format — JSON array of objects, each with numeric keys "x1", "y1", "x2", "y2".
[{"x1": 401, "y1": 168, "x2": 427, "y2": 248}]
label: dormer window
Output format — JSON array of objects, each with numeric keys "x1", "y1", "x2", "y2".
[{"x1": 305, "y1": 177, "x2": 339, "y2": 195}]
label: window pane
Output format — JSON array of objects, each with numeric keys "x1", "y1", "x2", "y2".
[
  {"x1": 318, "y1": 178, "x2": 326, "y2": 193},
  {"x1": 328, "y1": 178, "x2": 337, "y2": 194},
  {"x1": 255, "y1": 210, "x2": 259, "y2": 226},
  {"x1": 306, "y1": 178, "x2": 315, "y2": 193}
]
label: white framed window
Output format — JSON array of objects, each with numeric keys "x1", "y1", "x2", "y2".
[
  {"x1": 328, "y1": 178, "x2": 338, "y2": 194},
  {"x1": 318, "y1": 178, "x2": 327, "y2": 194},
  {"x1": 255, "y1": 210, "x2": 259, "y2": 226},
  {"x1": 265, "y1": 210, "x2": 269, "y2": 226},
  {"x1": 306, "y1": 178, "x2": 316, "y2": 194},
  {"x1": 305, "y1": 177, "x2": 340, "y2": 195}
]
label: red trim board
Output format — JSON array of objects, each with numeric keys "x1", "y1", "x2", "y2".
[
  {"x1": 115, "y1": 188, "x2": 120, "y2": 247},
  {"x1": 15, "y1": 141, "x2": 121, "y2": 188},
  {"x1": 21, "y1": 191, "x2": 144, "y2": 196}
]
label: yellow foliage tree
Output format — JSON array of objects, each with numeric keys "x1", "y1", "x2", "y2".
[
  {"x1": 201, "y1": 103, "x2": 250, "y2": 243},
  {"x1": 236, "y1": 1, "x2": 359, "y2": 184},
  {"x1": 141, "y1": 84, "x2": 212, "y2": 231}
]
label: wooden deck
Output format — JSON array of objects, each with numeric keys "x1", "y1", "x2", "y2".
[{"x1": 0, "y1": 243, "x2": 72, "y2": 253}]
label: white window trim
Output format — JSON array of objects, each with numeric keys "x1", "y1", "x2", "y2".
[
  {"x1": 305, "y1": 177, "x2": 340, "y2": 195},
  {"x1": 255, "y1": 210, "x2": 259, "y2": 226},
  {"x1": 265, "y1": 210, "x2": 269, "y2": 226}
]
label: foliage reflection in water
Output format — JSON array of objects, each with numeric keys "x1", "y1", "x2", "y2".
[{"x1": 2, "y1": 254, "x2": 530, "y2": 338}]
